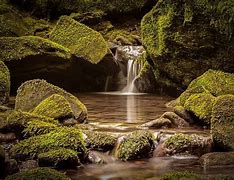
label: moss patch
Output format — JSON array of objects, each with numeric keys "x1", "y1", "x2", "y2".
[
  {"x1": 32, "y1": 94, "x2": 73, "y2": 120},
  {"x1": 211, "y1": 95, "x2": 234, "y2": 151},
  {"x1": 15, "y1": 79, "x2": 87, "y2": 122},
  {"x1": 0, "y1": 36, "x2": 71, "y2": 62},
  {"x1": 10, "y1": 127, "x2": 87, "y2": 160},
  {"x1": 49, "y1": 16, "x2": 108, "y2": 64},
  {"x1": 0, "y1": 61, "x2": 10, "y2": 105},
  {"x1": 116, "y1": 130, "x2": 155, "y2": 161},
  {"x1": 5, "y1": 167, "x2": 69, "y2": 180}
]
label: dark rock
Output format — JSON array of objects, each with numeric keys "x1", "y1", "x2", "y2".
[
  {"x1": 19, "y1": 160, "x2": 38, "y2": 172},
  {"x1": 5, "y1": 159, "x2": 19, "y2": 176},
  {"x1": 0, "y1": 145, "x2": 5, "y2": 178}
]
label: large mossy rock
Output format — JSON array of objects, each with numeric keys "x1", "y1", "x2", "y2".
[
  {"x1": 10, "y1": 0, "x2": 154, "y2": 18},
  {"x1": 5, "y1": 167, "x2": 70, "y2": 180},
  {"x1": 115, "y1": 130, "x2": 155, "y2": 161},
  {"x1": 0, "y1": 61, "x2": 10, "y2": 105},
  {"x1": 50, "y1": 16, "x2": 108, "y2": 64},
  {"x1": 211, "y1": 95, "x2": 234, "y2": 151},
  {"x1": 10, "y1": 127, "x2": 87, "y2": 160},
  {"x1": 141, "y1": 0, "x2": 234, "y2": 95},
  {"x1": 15, "y1": 79, "x2": 87, "y2": 122}
]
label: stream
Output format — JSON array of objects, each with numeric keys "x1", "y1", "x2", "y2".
[{"x1": 66, "y1": 93, "x2": 234, "y2": 179}]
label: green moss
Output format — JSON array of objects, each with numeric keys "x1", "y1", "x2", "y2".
[
  {"x1": 15, "y1": 79, "x2": 87, "y2": 122},
  {"x1": 49, "y1": 16, "x2": 108, "y2": 64},
  {"x1": 184, "y1": 93, "x2": 216, "y2": 125},
  {"x1": 165, "y1": 133, "x2": 193, "y2": 150},
  {"x1": 38, "y1": 148, "x2": 80, "y2": 168},
  {"x1": 10, "y1": 127, "x2": 87, "y2": 160},
  {"x1": 0, "y1": 36, "x2": 71, "y2": 62},
  {"x1": 160, "y1": 171, "x2": 202, "y2": 180},
  {"x1": 32, "y1": 94, "x2": 73, "y2": 120},
  {"x1": 211, "y1": 95, "x2": 234, "y2": 151},
  {"x1": 5, "y1": 167, "x2": 69, "y2": 180},
  {"x1": 23, "y1": 120, "x2": 59, "y2": 137},
  {"x1": 116, "y1": 130, "x2": 155, "y2": 161},
  {"x1": 7, "y1": 110, "x2": 59, "y2": 129},
  {"x1": 84, "y1": 130, "x2": 117, "y2": 151},
  {"x1": 0, "y1": 61, "x2": 10, "y2": 105}
]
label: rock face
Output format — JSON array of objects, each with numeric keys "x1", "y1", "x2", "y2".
[
  {"x1": 15, "y1": 79, "x2": 87, "y2": 122},
  {"x1": 50, "y1": 16, "x2": 108, "y2": 64},
  {"x1": 141, "y1": 0, "x2": 234, "y2": 95},
  {"x1": 211, "y1": 95, "x2": 234, "y2": 151},
  {"x1": 0, "y1": 61, "x2": 10, "y2": 105},
  {"x1": 115, "y1": 130, "x2": 155, "y2": 161}
]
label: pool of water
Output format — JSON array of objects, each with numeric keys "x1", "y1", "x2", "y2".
[{"x1": 68, "y1": 93, "x2": 234, "y2": 179}]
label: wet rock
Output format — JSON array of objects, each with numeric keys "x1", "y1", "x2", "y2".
[
  {"x1": 4, "y1": 159, "x2": 19, "y2": 176},
  {"x1": 83, "y1": 131, "x2": 117, "y2": 152},
  {"x1": 0, "y1": 61, "x2": 10, "y2": 105},
  {"x1": 10, "y1": 127, "x2": 87, "y2": 161},
  {"x1": 38, "y1": 148, "x2": 80, "y2": 168},
  {"x1": 140, "y1": 118, "x2": 172, "y2": 129},
  {"x1": 15, "y1": 79, "x2": 87, "y2": 123},
  {"x1": 32, "y1": 94, "x2": 74, "y2": 121},
  {"x1": 155, "y1": 133, "x2": 212, "y2": 157},
  {"x1": 141, "y1": 1, "x2": 234, "y2": 95},
  {"x1": 115, "y1": 130, "x2": 155, "y2": 161},
  {"x1": 211, "y1": 95, "x2": 234, "y2": 151},
  {"x1": 161, "y1": 112, "x2": 190, "y2": 128},
  {"x1": 0, "y1": 132, "x2": 16, "y2": 142},
  {"x1": 160, "y1": 171, "x2": 202, "y2": 180},
  {"x1": 200, "y1": 152, "x2": 234, "y2": 167},
  {"x1": 88, "y1": 151, "x2": 114, "y2": 164},
  {"x1": 62, "y1": 118, "x2": 79, "y2": 126},
  {"x1": 173, "y1": 106, "x2": 194, "y2": 124},
  {"x1": 5, "y1": 167, "x2": 70, "y2": 180}
]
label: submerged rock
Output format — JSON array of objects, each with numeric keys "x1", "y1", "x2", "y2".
[
  {"x1": 115, "y1": 130, "x2": 155, "y2": 161},
  {"x1": 5, "y1": 167, "x2": 70, "y2": 180},
  {"x1": 15, "y1": 79, "x2": 87, "y2": 123},
  {"x1": 141, "y1": 1, "x2": 234, "y2": 95},
  {"x1": 0, "y1": 61, "x2": 10, "y2": 105},
  {"x1": 200, "y1": 152, "x2": 234, "y2": 167},
  {"x1": 211, "y1": 95, "x2": 234, "y2": 151},
  {"x1": 38, "y1": 148, "x2": 80, "y2": 168}
]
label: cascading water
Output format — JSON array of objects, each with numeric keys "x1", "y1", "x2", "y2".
[{"x1": 114, "y1": 46, "x2": 144, "y2": 93}]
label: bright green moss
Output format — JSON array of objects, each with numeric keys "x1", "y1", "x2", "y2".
[
  {"x1": 23, "y1": 120, "x2": 59, "y2": 137},
  {"x1": 7, "y1": 110, "x2": 59, "y2": 129},
  {"x1": 5, "y1": 167, "x2": 70, "y2": 180},
  {"x1": 184, "y1": 93, "x2": 216, "y2": 125},
  {"x1": 165, "y1": 133, "x2": 193, "y2": 150},
  {"x1": 160, "y1": 171, "x2": 202, "y2": 180},
  {"x1": 0, "y1": 61, "x2": 10, "y2": 105},
  {"x1": 15, "y1": 79, "x2": 87, "y2": 122},
  {"x1": 84, "y1": 130, "x2": 117, "y2": 151},
  {"x1": 38, "y1": 148, "x2": 80, "y2": 168},
  {"x1": 49, "y1": 16, "x2": 108, "y2": 64},
  {"x1": 211, "y1": 95, "x2": 234, "y2": 151},
  {"x1": 116, "y1": 130, "x2": 155, "y2": 161},
  {"x1": 0, "y1": 36, "x2": 71, "y2": 62},
  {"x1": 10, "y1": 127, "x2": 87, "y2": 159},
  {"x1": 32, "y1": 94, "x2": 73, "y2": 120}
]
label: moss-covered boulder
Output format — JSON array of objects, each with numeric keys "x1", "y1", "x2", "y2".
[
  {"x1": 115, "y1": 130, "x2": 155, "y2": 161},
  {"x1": 10, "y1": 127, "x2": 87, "y2": 160},
  {"x1": 15, "y1": 79, "x2": 87, "y2": 122},
  {"x1": 32, "y1": 94, "x2": 73, "y2": 121},
  {"x1": 211, "y1": 95, "x2": 234, "y2": 151},
  {"x1": 161, "y1": 133, "x2": 212, "y2": 156},
  {"x1": 200, "y1": 152, "x2": 234, "y2": 167},
  {"x1": 84, "y1": 130, "x2": 117, "y2": 151},
  {"x1": 141, "y1": 0, "x2": 234, "y2": 95},
  {"x1": 0, "y1": 61, "x2": 10, "y2": 105},
  {"x1": 38, "y1": 148, "x2": 80, "y2": 168},
  {"x1": 5, "y1": 167, "x2": 70, "y2": 180},
  {"x1": 50, "y1": 16, "x2": 108, "y2": 64}
]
